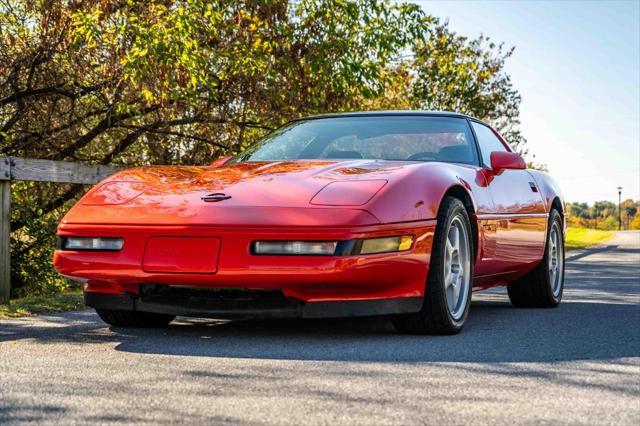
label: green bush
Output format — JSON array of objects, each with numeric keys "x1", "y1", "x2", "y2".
[
  {"x1": 596, "y1": 216, "x2": 619, "y2": 231},
  {"x1": 9, "y1": 181, "x2": 86, "y2": 297}
]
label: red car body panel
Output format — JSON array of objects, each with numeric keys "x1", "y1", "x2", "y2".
[
  {"x1": 55, "y1": 220, "x2": 435, "y2": 303},
  {"x1": 53, "y1": 112, "x2": 564, "y2": 319}
]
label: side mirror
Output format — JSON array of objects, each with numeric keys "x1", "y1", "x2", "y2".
[
  {"x1": 490, "y1": 151, "x2": 526, "y2": 171},
  {"x1": 210, "y1": 156, "x2": 232, "y2": 167}
]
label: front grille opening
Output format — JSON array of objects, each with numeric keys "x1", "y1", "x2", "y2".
[{"x1": 138, "y1": 284, "x2": 304, "y2": 312}]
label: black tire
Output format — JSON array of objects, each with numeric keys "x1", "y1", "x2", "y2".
[
  {"x1": 95, "y1": 308, "x2": 175, "y2": 327},
  {"x1": 392, "y1": 196, "x2": 474, "y2": 335},
  {"x1": 507, "y1": 209, "x2": 564, "y2": 308}
]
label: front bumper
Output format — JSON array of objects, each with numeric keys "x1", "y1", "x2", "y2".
[
  {"x1": 54, "y1": 221, "x2": 435, "y2": 308},
  {"x1": 85, "y1": 286, "x2": 424, "y2": 319}
]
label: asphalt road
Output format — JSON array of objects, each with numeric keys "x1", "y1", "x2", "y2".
[{"x1": 1, "y1": 231, "x2": 639, "y2": 425}]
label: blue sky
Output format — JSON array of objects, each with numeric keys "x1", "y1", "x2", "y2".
[{"x1": 414, "y1": 0, "x2": 640, "y2": 203}]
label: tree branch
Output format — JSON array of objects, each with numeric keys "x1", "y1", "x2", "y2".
[
  {"x1": 0, "y1": 81, "x2": 116, "y2": 107},
  {"x1": 0, "y1": 85, "x2": 76, "y2": 107},
  {"x1": 51, "y1": 104, "x2": 161, "y2": 160},
  {"x1": 101, "y1": 128, "x2": 148, "y2": 164}
]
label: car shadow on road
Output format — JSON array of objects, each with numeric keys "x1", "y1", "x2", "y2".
[
  {"x1": 2, "y1": 289, "x2": 639, "y2": 364},
  {"x1": 1, "y1": 297, "x2": 638, "y2": 364},
  {"x1": 102, "y1": 297, "x2": 639, "y2": 364}
]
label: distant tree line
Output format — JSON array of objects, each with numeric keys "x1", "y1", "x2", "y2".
[
  {"x1": 567, "y1": 200, "x2": 640, "y2": 230},
  {"x1": 1, "y1": 0, "x2": 529, "y2": 296}
]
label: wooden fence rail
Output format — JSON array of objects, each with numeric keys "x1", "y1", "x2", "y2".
[{"x1": 0, "y1": 157, "x2": 121, "y2": 304}]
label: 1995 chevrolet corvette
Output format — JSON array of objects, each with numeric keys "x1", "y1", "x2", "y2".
[{"x1": 54, "y1": 111, "x2": 565, "y2": 334}]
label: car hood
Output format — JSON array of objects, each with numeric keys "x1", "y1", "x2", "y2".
[{"x1": 62, "y1": 160, "x2": 423, "y2": 227}]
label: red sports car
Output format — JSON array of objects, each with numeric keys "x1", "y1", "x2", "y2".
[{"x1": 54, "y1": 111, "x2": 565, "y2": 334}]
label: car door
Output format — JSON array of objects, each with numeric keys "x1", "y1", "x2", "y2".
[{"x1": 470, "y1": 121, "x2": 547, "y2": 279}]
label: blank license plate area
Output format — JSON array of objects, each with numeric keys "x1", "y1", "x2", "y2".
[{"x1": 143, "y1": 237, "x2": 220, "y2": 274}]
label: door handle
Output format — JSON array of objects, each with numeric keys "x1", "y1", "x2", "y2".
[{"x1": 529, "y1": 182, "x2": 539, "y2": 192}]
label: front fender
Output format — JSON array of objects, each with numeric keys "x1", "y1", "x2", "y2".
[{"x1": 365, "y1": 163, "x2": 487, "y2": 224}]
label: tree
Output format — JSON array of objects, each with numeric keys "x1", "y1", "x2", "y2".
[
  {"x1": 622, "y1": 199, "x2": 637, "y2": 229},
  {"x1": 411, "y1": 24, "x2": 528, "y2": 156},
  {"x1": 568, "y1": 202, "x2": 590, "y2": 219},
  {"x1": 567, "y1": 199, "x2": 639, "y2": 230},
  {"x1": 1, "y1": 1, "x2": 424, "y2": 162},
  {"x1": 594, "y1": 200, "x2": 616, "y2": 218}
]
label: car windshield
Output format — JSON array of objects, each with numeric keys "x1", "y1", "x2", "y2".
[{"x1": 234, "y1": 116, "x2": 479, "y2": 164}]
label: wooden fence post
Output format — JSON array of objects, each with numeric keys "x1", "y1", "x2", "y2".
[
  {"x1": 0, "y1": 156, "x2": 121, "y2": 304},
  {"x1": 0, "y1": 178, "x2": 10, "y2": 304}
]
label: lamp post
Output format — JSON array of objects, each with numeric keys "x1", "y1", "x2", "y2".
[{"x1": 617, "y1": 186, "x2": 623, "y2": 231}]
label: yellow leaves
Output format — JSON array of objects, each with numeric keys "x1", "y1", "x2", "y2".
[
  {"x1": 141, "y1": 89, "x2": 154, "y2": 103},
  {"x1": 251, "y1": 37, "x2": 272, "y2": 53},
  {"x1": 69, "y1": 7, "x2": 105, "y2": 48},
  {"x1": 130, "y1": 46, "x2": 148, "y2": 57}
]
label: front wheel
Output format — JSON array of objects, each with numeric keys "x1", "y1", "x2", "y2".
[
  {"x1": 393, "y1": 196, "x2": 473, "y2": 335},
  {"x1": 96, "y1": 308, "x2": 175, "y2": 327},
  {"x1": 507, "y1": 209, "x2": 564, "y2": 308}
]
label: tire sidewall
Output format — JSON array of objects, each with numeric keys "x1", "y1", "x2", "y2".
[
  {"x1": 546, "y1": 210, "x2": 565, "y2": 305},
  {"x1": 433, "y1": 199, "x2": 474, "y2": 329}
]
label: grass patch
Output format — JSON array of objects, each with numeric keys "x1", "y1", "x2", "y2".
[
  {"x1": 0, "y1": 291, "x2": 85, "y2": 318},
  {"x1": 565, "y1": 228, "x2": 614, "y2": 251}
]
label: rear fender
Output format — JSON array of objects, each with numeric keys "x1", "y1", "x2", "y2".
[{"x1": 527, "y1": 170, "x2": 565, "y2": 214}]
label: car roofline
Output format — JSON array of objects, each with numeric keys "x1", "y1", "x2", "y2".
[{"x1": 288, "y1": 110, "x2": 487, "y2": 125}]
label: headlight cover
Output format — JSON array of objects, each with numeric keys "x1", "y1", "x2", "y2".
[
  {"x1": 310, "y1": 180, "x2": 388, "y2": 206},
  {"x1": 252, "y1": 235, "x2": 413, "y2": 256},
  {"x1": 57, "y1": 237, "x2": 124, "y2": 251},
  {"x1": 253, "y1": 241, "x2": 338, "y2": 255},
  {"x1": 81, "y1": 182, "x2": 146, "y2": 205}
]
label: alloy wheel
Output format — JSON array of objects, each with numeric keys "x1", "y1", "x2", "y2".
[{"x1": 443, "y1": 215, "x2": 471, "y2": 320}]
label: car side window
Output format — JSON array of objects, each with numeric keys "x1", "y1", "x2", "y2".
[{"x1": 471, "y1": 122, "x2": 508, "y2": 167}]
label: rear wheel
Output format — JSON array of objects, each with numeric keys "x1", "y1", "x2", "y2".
[
  {"x1": 393, "y1": 196, "x2": 473, "y2": 335},
  {"x1": 507, "y1": 209, "x2": 564, "y2": 308},
  {"x1": 95, "y1": 308, "x2": 175, "y2": 327}
]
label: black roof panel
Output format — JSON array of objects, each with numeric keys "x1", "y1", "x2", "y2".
[{"x1": 292, "y1": 110, "x2": 483, "y2": 122}]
